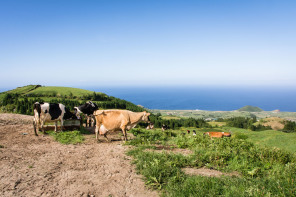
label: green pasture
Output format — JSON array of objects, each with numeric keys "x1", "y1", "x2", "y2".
[
  {"x1": 161, "y1": 116, "x2": 181, "y2": 120},
  {"x1": 126, "y1": 128, "x2": 296, "y2": 196},
  {"x1": 153, "y1": 109, "x2": 296, "y2": 122},
  {"x1": 207, "y1": 121, "x2": 227, "y2": 127},
  {"x1": 222, "y1": 127, "x2": 296, "y2": 153},
  {"x1": 27, "y1": 86, "x2": 97, "y2": 97},
  {"x1": 1, "y1": 85, "x2": 39, "y2": 94},
  {"x1": 0, "y1": 85, "x2": 108, "y2": 99}
]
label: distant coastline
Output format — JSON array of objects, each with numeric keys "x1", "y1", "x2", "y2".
[
  {"x1": 86, "y1": 86, "x2": 296, "y2": 112},
  {"x1": 1, "y1": 86, "x2": 295, "y2": 112}
]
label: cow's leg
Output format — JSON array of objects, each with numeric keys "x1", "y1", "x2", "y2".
[
  {"x1": 91, "y1": 116, "x2": 95, "y2": 127},
  {"x1": 33, "y1": 120, "x2": 38, "y2": 136},
  {"x1": 54, "y1": 121, "x2": 58, "y2": 132},
  {"x1": 86, "y1": 116, "x2": 90, "y2": 127},
  {"x1": 60, "y1": 119, "x2": 64, "y2": 132},
  {"x1": 120, "y1": 126, "x2": 128, "y2": 141},
  {"x1": 41, "y1": 120, "x2": 46, "y2": 134},
  {"x1": 103, "y1": 133, "x2": 110, "y2": 142},
  {"x1": 80, "y1": 118, "x2": 83, "y2": 129},
  {"x1": 95, "y1": 124, "x2": 99, "y2": 142}
]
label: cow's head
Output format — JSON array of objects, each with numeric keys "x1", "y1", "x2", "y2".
[
  {"x1": 142, "y1": 111, "x2": 151, "y2": 123},
  {"x1": 64, "y1": 107, "x2": 79, "y2": 120},
  {"x1": 88, "y1": 101, "x2": 98, "y2": 110},
  {"x1": 73, "y1": 107, "x2": 82, "y2": 119}
]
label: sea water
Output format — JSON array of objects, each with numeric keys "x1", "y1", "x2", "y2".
[
  {"x1": 86, "y1": 86, "x2": 296, "y2": 112},
  {"x1": 1, "y1": 86, "x2": 295, "y2": 111}
]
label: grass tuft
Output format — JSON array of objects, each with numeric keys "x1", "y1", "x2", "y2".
[
  {"x1": 127, "y1": 128, "x2": 296, "y2": 196},
  {"x1": 48, "y1": 130, "x2": 84, "y2": 144}
]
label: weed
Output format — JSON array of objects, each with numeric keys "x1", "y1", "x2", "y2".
[
  {"x1": 49, "y1": 130, "x2": 84, "y2": 144},
  {"x1": 127, "y1": 128, "x2": 296, "y2": 196}
]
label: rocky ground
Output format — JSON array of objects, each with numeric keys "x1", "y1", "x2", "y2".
[{"x1": 0, "y1": 113, "x2": 158, "y2": 197}]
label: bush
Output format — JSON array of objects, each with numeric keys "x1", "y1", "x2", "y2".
[
  {"x1": 49, "y1": 130, "x2": 84, "y2": 144},
  {"x1": 127, "y1": 129, "x2": 296, "y2": 196},
  {"x1": 234, "y1": 133, "x2": 248, "y2": 140}
]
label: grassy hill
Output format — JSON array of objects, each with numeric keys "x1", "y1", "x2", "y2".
[
  {"x1": 238, "y1": 105, "x2": 263, "y2": 112},
  {"x1": 1, "y1": 85, "x2": 104, "y2": 98},
  {"x1": 0, "y1": 85, "x2": 144, "y2": 115}
]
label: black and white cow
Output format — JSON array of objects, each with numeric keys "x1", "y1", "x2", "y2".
[
  {"x1": 161, "y1": 124, "x2": 170, "y2": 131},
  {"x1": 74, "y1": 101, "x2": 98, "y2": 127},
  {"x1": 33, "y1": 102, "x2": 77, "y2": 136}
]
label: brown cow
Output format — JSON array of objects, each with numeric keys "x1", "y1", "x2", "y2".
[
  {"x1": 204, "y1": 132, "x2": 231, "y2": 138},
  {"x1": 93, "y1": 110, "x2": 150, "y2": 142}
]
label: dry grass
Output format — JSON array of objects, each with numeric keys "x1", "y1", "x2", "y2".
[{"x1": 257, "y1": 117, "x2": 285, "y2": 130}]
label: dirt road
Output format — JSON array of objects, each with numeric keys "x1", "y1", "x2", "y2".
[{"x1": 0, "y1": 113, "x2": 158, "y2": 197}]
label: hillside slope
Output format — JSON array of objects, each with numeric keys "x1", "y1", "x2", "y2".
[
  {"x1": 238, "y1": 105, "x2": 263, "y2": 112},
  {"x1": 0, "y1": 85, "x2": 144, "y2": 115}
]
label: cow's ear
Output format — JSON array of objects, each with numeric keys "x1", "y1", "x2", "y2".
[{"x1": 147, "y1": 113, "x2": 150, "y2": 116}]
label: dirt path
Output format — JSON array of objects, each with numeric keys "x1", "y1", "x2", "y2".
[{"x1": 0, "y1": 113, "x2": 158, "y2": 197}]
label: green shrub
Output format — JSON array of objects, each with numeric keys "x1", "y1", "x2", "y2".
[
  {"x1": 127, "y1": 129, "x2": 296, "y2": 196},
  {"x1": 234, "y1": 133, "x2": 248, "y2": 140},
  {"x1": 49, "y1": 130, "x2": 84, "y2": 144}
]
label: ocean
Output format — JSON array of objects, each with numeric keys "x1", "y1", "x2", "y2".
[
  {"x1": 1, "y1": 86, "x2": 295, "y2": 112},
  {"x1": 85, "y1": 86, "x2": 296, "y2": 112}
]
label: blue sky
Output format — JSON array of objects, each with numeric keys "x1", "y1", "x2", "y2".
[{"x1": 0, "y1": 0, "x2": 295, "y2": 89}]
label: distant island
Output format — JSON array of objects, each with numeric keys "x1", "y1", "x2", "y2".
[{"x1": 237, "y1": 105, "x2": 263, "y2": 112}]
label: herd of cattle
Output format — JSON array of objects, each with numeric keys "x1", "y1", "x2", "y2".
[{"x1": 32, "y1": 101, "x2": 231, "y2": 141}]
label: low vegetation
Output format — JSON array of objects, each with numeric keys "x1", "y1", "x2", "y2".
[
  {"x1": 238, "y1": 105, "x2": 263, "y2": 112},
  {"x1": 126, "y1": 128, "x2": 296, "y2": 196},
  {"x1": 47, "y1": 129, "x2": 87, "y2": 145},
  {"x1": 0, "y1": 85, "x2": 144, "y2": 115},
  {"x1": 256, "y1": 117, "x2": 285, "y2": 130},
  {"x1": 153, "y1": 109, "x2": 296, "y2": 122}
]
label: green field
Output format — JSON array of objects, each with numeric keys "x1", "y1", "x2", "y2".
[
  {"x1": 0, "y1": 85, "x2": 40, "y2": 94},
  {"x1": 125, "y1": 128, "x2": 296, "y2": 196},
  {"x1": 153, "y1": 109, "x2": 296, "y2": 121},
  {"x1": 27, "y1": 86, "x2": 98, "y2": 97},
  {"x1": 169, "y1": 126, "x2": 296, "y2": 153},
  {"x1": 0, "y1": 85, "x2": 144, "y2": 115},
  {"x1": 227, "y1": 127, "x2": 296, "y2": 153},
  {"x1": 0, "y1": 85, "x2": 108, "y2": 98}
]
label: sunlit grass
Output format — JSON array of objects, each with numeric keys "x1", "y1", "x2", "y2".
[{"x1": 126, "y1": 128, "x2": 296, "y2": 196}]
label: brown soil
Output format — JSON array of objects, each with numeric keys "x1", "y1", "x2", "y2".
[
  {"x1": 0, "y1": 113, "x2": 158, "y2": 197},
  {"x1": 182, "y1": 167, "x2": 240, "y2": 178},
  {"x1": 145, "y1": 145, "x2": 193, "y2": 156},
  {"x1": 259, "y1": 117, "x2": 285, "y2": 130}
]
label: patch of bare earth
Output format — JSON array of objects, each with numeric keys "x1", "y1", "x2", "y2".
[
  {"x1": 145, "y1": 145, "x2": 193, "y2": 156},
  {"x1": 182, "y1": 167, "x2": 240, "y2": 178},
  {"x1": 260, "y1": 117, "x2": 285, "y2": 130},
  {"x1": 0, "y1": 113, "x2": 158, "y2": 197}
]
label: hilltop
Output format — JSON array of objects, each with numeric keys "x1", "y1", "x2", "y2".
[
  {"x1": 238, "y1": 105, "x2": 263, "y2": 112},
  {"x1": 0, "y1": 85, "x2": 105, "y2": 98},
  {"x1": 0, "y1": 85, "x2": 143, "y2": 115}
]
